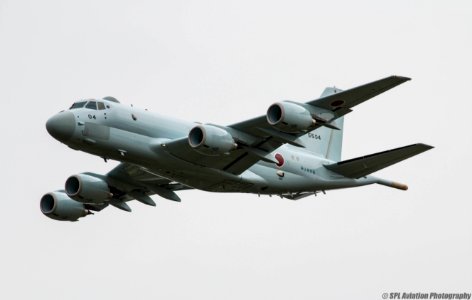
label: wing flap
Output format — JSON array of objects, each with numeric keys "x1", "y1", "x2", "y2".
[
  {"x1": 161, "y1": 137, "x2": 264, "y2": 174},
  {"x1": 324, "y1": 143, "x2": 433, "y2": 178},
  {"x1": 106, "y1": 163, "x2": 191, "y2": 204}
]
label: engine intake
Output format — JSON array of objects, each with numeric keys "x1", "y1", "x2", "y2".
[
  {"x1": 65, "y1": 174, "x2": 111, "y2": 204},
  {"x1": 267, "y1": 102, "x2": 314, "y2": 133},
  {"x1": 40, "y1": 192, "x2": 91, "y2": 221},
  {"x1": 188, "y1": 124, "x2": 237, "y2": 156}
]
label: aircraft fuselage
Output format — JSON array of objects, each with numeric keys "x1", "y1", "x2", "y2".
[{"x1": 46, "y1": 98, "x2": 375, "y2": 196}]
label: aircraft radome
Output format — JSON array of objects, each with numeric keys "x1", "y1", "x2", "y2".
[{"x1": 41, "y1": 75, "x2": 433, "y2": 221}]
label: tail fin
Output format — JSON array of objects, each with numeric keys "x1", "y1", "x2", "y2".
[{"x1": 299, "y1": 87, "x2": 344, "y2": 161}]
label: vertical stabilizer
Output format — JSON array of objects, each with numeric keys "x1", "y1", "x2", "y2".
[{"x1": 299, "y1": 87, "x2": 344, "y2": 162}]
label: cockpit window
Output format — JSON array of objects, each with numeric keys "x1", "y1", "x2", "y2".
[
  {"x1": 97, "y1": 102, "x2": 106, "y2": 110},
  {"x1": 69, "y1": 101, "x2": 87, "y2": 110},
  {"x1": 85, "y1": 101, "x2": 97, "y2": 110}
]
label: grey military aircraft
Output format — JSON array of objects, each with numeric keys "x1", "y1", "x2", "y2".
[{"x1": 41, "y1": 75, "x2": 433, "y2": 221}]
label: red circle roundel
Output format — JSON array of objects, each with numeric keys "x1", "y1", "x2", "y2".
[{"x1": 275, "y1": 153, "x2": 284, "y2": 167}]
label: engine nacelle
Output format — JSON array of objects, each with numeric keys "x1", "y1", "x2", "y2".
[
  {"x1": 188, "y1": 124, "x2": 237, "y2": 156},
  {"x1": 266, "y1": 101, "x2": 314, "y2": 133},
  {"x1": 40, "y1": 192, "x2": 91, "y2": 221},
  {"x1": 65, "y1": 174, "x2": 111, "y2": 204}
]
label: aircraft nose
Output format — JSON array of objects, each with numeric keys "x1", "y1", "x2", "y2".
[{"x1": 46, "y1": 111, "x2": 75, "y2": 141}]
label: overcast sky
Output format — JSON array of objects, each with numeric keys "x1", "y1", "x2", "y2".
[{"x1": 0, "y1": 0, "x2": 471, "y2": 299}]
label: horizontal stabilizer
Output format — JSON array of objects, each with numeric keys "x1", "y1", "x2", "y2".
[{"x1": 324, "y1": 143, "x2": 433, "y2": 178}]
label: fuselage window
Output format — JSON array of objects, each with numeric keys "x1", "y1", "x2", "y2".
[
  {"x1": 97, "y1": 102, "x2": 106, "y2": 110},
  {"x1": 85, "y1": 101, "x2": 97, "y2": 110},
  {"x1": 69, "y1": 101, "x2": 87, "y2": 110}
]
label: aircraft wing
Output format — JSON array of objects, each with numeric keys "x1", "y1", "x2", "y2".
[
  {"x1": 230, "y1": 75, "x2": 410, "y2": 134},
  {"x1": 162, "y1": 136, "x2": 281, "y2": 174},
  {"x1": 162, "y1": 75, "x2": 411, "y2": 175},
  {"x1": 305, "y1": 75, "x2": 410, "y2": 118},
  {"x1": 101, "y1": 163, "x2": 192, "y2": 210}
]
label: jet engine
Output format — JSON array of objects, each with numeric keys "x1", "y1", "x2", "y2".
[
  {"x1": 188, "y1": 124, "x2": 237, "y2": 156},
  {"x1": 65, "y1": 173, "x2": 111, "y2": 204},
  {"x1": 40, "y1": 192, "x2": 91, "y2": 221},
  {"x1": 266, "y1": 101, "x2": 314, "y2": 133}
]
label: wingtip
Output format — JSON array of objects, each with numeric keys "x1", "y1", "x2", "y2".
[
  {"x1": 417, "y1": 143, "x2": 434, "y2": 150},
  {"x1": 392, "y1": 75, "x2": 412, "y2": 81}
]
